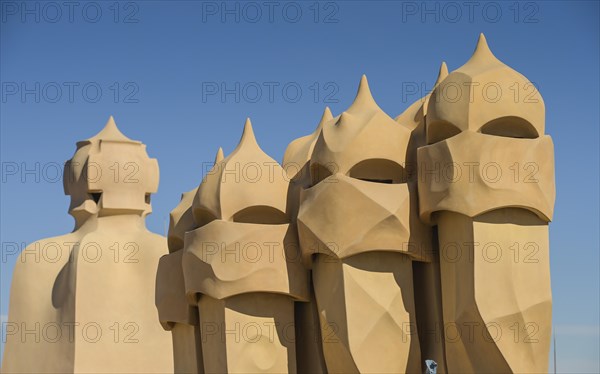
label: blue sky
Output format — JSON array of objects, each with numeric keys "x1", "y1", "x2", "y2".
[{"x1": 1, "y1": 1, "x2": 598, "y2": 371}]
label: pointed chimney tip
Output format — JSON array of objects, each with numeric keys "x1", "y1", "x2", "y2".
[
  {"x1": 349, "y1": 74, "x2": 381, "y2": 111},
  {"x1": 239, "y1": 117, "x2": 259, "y2": 146},
  {"x1": 473, "y1": 33, "x2": 496, "y2": 60},
  {"x1": 215, "y1": 147, "x2": 224, "y2": 163},
  {"x1": 435, "y1": 62, "x2": 449, "y2": 86},
  {"x1": 319, "y1": 107, "x2": 334, "y2": 126}
]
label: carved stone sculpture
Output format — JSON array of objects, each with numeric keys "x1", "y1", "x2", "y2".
[
  {"x1": 182, "y1": 119, "x2": 309, "y2": 373},
  {"x1": 2, "y1": 117, "x2": 173, "y2": 373},
  {"x1": 296, "y1": 76, "x2": 425, "y2": 373},
  {"x1": 417, "y1": 34, "x2": 554, "y2": 373},
  {"x1": 283, "y1": 107, "x2": 333, "y2": 374},
  {"x1": 156, "y1": 184, "x2": 205, "y2": 373},
  {"x1": 396, "y1": 62, "x2": 450, "y2": 373}
]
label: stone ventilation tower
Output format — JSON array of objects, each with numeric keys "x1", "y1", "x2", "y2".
[
  {"x1": 418, "y1": 34, "x2": 554, "y2": 373},
  {"x1": 295, "y1": 75, "x2": 428, "y2": 373},
  {"x1": 282, "y1": 107, "x2": 333, "y2": 374},
  {"x1": 180, "y1": 119, "x2": 309, "y2": 373},
  {"x1": 396, "y1": 61, "x2": 450, "y2": 373},
  {"x1": 2, "y1": 117, "x2": 173, "y2": 373},
  {"x1": 156, "y1": 181, "x2": 205, "y2": 373}
]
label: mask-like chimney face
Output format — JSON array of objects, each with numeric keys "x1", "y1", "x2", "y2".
[
  {"x1": 310, "y1": 76, "x2": 410, "y2": 182},
  {"x1": 192, "y1": 119, "x2": 288, "y2": 226},
  {"x1": 63, "y1": 116, "x2": 159, "y2": 218},
  {"x1": 297, "y1": 76, "x2": 419, "y2": 260},
  {"x1": 183, "y1": 119, "x2": 307, "y2": 302},
  {"x1": 426, "y1": 34, "x2": 545, "y2": 144},
  {"x1": 419, "y1": 35, "x2": 555, "y2": 224}
]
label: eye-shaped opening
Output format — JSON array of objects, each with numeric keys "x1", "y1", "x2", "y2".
[
  {"x1": 89, "y1": 192, "x2": 102, "y2": 204},
  {"x1": 349, "y1": 159, "x2": 407, "y2": 184},
  {"x1": 427, "y1": 120, "x2": 461, "y2": 144},
  {"x1": 63, "y1": 160, "x2": 72, "y2": 194},
  {"x1": 194, "y1": 208, "x2": 218, "y2": 228},
  {"x1": 310, "y1": 162, "x2": 334, "y2": 186},
  {"x1": 232, "y1": 206, "x2": 288, "y2": 224},
  {"x1": 480, "y1": 116, "x2": 539, "y2": 138}
]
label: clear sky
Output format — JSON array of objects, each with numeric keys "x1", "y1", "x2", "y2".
[{"x1": 1, "y1": 1, "x2": 598, "y2": 372}]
